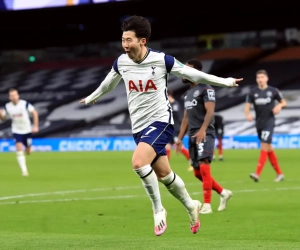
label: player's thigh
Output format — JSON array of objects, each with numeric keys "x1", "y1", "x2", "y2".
[
  {"x1": 151, "y1": 155, "x2": 171, "y2": 179},
  {"x1": 258, "y1": 126, "x2": 274, "y2": 144},
  {"x1": 13, "y1": 133, "x2": 24, "y2": 151},
  {"x1": 198, "y1": 133, "x2": 215, "y2": 164},
  {"x1": 188, "y1": 137, "x2": 199, "y2": 168},
  {"x1": 132, "y1": 122, "x2": 174, "y2": 168},
  {"x1": 132, "y1": 142, "x2": 157, "y2": 169}
]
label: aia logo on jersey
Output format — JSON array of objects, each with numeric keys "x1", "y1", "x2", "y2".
[
  {"x1": 12, "y1": 113, "x2": 23, "y2": 118},
  {"x1": 128, "y1": 80, "x2": 157, "y2": 92}
]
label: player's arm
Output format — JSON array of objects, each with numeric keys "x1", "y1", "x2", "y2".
[
  {"x1": 168, "y1": 56, "x2": 242, "y2": 87},
  {"x1": 201, "y1": 89, "x2": 215, "y2": 132},
  {"x1": 244, "y1": 93, "x2": 254, "y2": 121},
  {"x1": 175, "y1": 109, "x2": 188, "y2": 153},
  {"x1": 273, "y1": 89, "x2": 287, "y2": 114},
  {"x1": 177, "y1": 110, "x2": 188, "y2": 141},
  {"x1": 0, "y1": 108, "x2": 7, "y2": 121},
  {"x1": 82, "y1": 67, "x2": 122, "y2": 105},
  {"x1": 27, "y1": 103, "x2": 39, "y2": 132},
  {"x1": 31, "y1": 109, "x2": 39, "y2": 132},
  {"x1": 192, "y1": 88, "x2": 216, "y2": 144}
]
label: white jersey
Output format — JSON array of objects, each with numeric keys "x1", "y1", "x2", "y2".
[
  {"x1": 2, "y1": 99, "x2": 35, "y2": 134},
  {"x1": 85, "y1": 48, "x2": 236, "y2": 134}
]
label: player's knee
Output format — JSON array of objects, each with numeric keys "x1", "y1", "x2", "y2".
[
  {"x1": 15, "y1": 143, "x2": 23, "y2": 151},
  {"x1": 260, "y1": 142, "x2": 269, "y2": 151},
  {"x1": 132, "y1": 158, "x2": 145, "y2": 169}
]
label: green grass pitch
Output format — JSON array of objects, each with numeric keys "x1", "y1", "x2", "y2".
[{"x1": 0, "y1": 149, "x2": 299, "y2": 249}]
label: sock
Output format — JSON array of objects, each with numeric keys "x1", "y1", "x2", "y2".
[
  {"x1": 134, "y1": 164, "x2": 164, "y2": 213},
  {"x1": 194, "y1": 167, "x2": 223, "y2": 195},
  {"x1": 218, "y1": 138, "x2": 223, "y2": 156},
  {"x1": 268, "y1": 151, "x2": 282, "y2": 175},
  {"x1": 180, "y1": 147, "x2": 190, "y2": 160},
  {"x1": 16, "y1": 151, "x2": 28, "y2": 174},
  {"x1": 212, "y1": 179, "x2": 223, "y2": 195},
  {"x1": 159, "y1": 171, "x2": 195, "y2": 212},
  {"x1": 200, "y1": 164, "x2": 212, "y2": 204},
  {"x1": 256, "y1": 150, "x2": 268, "y2": 176},
  {"x1": 166, "y1": 149, "x2": 171, "y2": 160}
]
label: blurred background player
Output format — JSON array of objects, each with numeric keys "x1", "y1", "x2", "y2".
[
  {"x1": 213, "y1": 114, "x2": 224, "y2": 161},
  {"x1": 176, "y1": 59, "x2": 232, "y2": 214},
  {"x1": 0, "y1": 88, "x2": 39, "y2": 176},
  {"x1": 244, "y1": 69, "x2": 286, "y2": 182},
  {"x1": 165, "y1": 90, "x2": 191, "y2": 170}
]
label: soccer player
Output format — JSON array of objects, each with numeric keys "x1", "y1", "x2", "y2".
[
  {"x1": 175, "y1": 59, "x2": 233, "y2": 214},
  {"x1": 79, "y1": 16, "x2": 242, "y2": 235},
  {"x1": 165, "y1": 90, "x2": 191, "y2": 169},
  {"x1": 244, "y1": 69, "x2": 286, "y2": 182},
  {"x1": 0, "y1": 88, "x2": 39, "y2": 176},
  {"x1": 213, "y1": 114, "x2": 224, "y2": 161}
]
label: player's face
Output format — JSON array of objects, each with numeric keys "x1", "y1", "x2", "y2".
[
  {"x1": 182, "y1": 63, "x2": 193, "y2": 84},
  {"x1": 122, "y1": 31, "x2": 146, "y2": 61},
  {"x1": 256, "y1": 73, "x2": 268, "y2": 87},
  {"x1": 9, "y1": 91, "x2": 19, "y2": 103}
]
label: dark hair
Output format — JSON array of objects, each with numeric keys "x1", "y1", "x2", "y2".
[
  {"x1": 256, "y1": 69, "x2": 268, "y2": 77},
  {"x1": 186, "y1": 59, "x2": 203, "y2": 71},
  {"x1": 121, "y1": 15, "x2": 151, "y2": 42},
  {"x1": 8, "y1": 88, "x2": 18, "y2": 93},
  {"x1": 167, "y1": 89, "x2": 173, "y2": 96}
]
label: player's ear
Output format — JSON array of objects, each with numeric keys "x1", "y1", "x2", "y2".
[{"x1": 140, "y1": 38, "x2": 147, "y2": 45}]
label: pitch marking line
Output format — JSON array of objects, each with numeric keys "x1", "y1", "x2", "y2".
[
  {"x1": 0, "y1": 178, "x2": 299, "y2": 201},
  {"x1": 0, "y1": 186, "x2": 299, "y2": 205}
]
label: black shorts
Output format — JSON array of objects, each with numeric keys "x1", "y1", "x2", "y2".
[
  {"x1": 214, "y1": 124, "x2": 224, "y2": 138},
  {"x1": 256, "y1": 124, "x2": 274, "y2": 144},
  {"x1": 188, "y1": 133, "x2": 215, "y2": 168}
]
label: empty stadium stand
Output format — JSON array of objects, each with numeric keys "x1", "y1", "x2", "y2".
[{"x1": 0, "y1": 46, "x2": 299, "y2": 137}]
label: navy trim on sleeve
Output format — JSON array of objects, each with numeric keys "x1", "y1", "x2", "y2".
[
  {"x1": 164, "y1": 55, "x2": 175, "y2": 73},
  {"x1": 113, "y1": 58, "x2": 120, "y2": 75}
]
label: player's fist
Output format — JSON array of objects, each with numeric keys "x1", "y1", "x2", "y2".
[
  {"x1": 272, "y1": 105, "x2": 282, "y2": 115},
  {"x1": 246, "y1": 114, "x2": 253, "y2": 121},
  {"x1": 32, "y1": 126, "x2": 39, "y2": 133},
  {"x1": 175, "y1": 139, "x2": 183, "y2": 153}
]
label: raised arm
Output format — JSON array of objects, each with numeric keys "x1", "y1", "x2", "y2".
[
  {"x1": 81, "y1": 68, "x2": 122, "y2": 105},
  {"x1": 168, "y1": 57, "x2": 242, "y2": 87}
]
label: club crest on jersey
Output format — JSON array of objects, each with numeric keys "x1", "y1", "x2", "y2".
[
  {"x1": 128, "y1": 80, "x2": 157, "y2": 92},
  {"x1": 193, "y1": 90, "x2": 200, "y2": 97},
  {"x1": 151, "y1": 67, "x2": 156, "y2": 75},
  {"x1": 267, "y1": 91, "x2": 272, "y2": 97}
]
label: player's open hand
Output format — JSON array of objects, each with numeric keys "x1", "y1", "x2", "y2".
[
  {"x1": 175, "y1": 139, "x2": 183, "y2": 153},
  {"x1": 272, "y1": 105, "x2": 282, "y2": 115},
  {"x1": 32, "y1": 126, "x2": 39, "y2": 133},
  {"x1": 192, "y1": 128, "x2": 206, "y2": 144},
  {"x1": 246, "y1": 114, "x2": 253, "y2": 122}
]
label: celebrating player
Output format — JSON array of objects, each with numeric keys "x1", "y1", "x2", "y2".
[
  {"x1": 213, "y1": 114, "x2": 224, "y2": 161},
  {"x1": 244, "y1": 70, "x2": 286, "y2": 182},
  {"x1": 165, "y1": 90, "x2": 191, "y2": 170},
  {"x1": 175, "y1": 59, "x2": 232, "y2": 214},
  {"x1": 0, "y1": 88, "x2": 39, "y2": 176},
  {"x1": 79, "y1": 16, "x2": 242, "y2": 235}
]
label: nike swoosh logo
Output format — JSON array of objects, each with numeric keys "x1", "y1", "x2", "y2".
[{"x1": 141, "y1": 136, "x2": 150, "y2": 138}]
